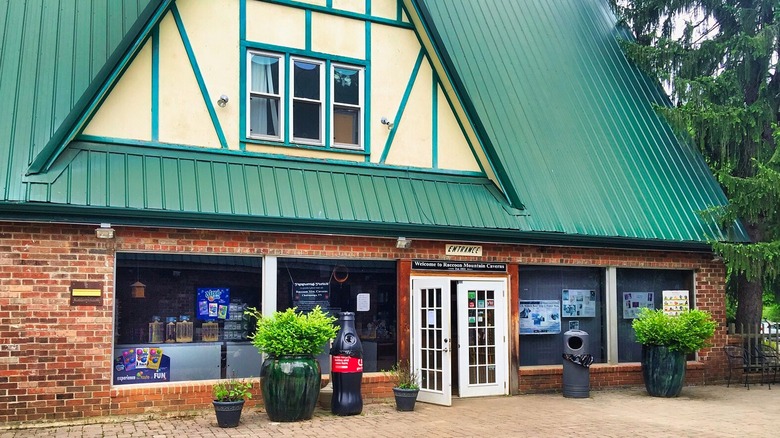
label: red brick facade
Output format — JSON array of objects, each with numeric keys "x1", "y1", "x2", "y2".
[{"x1": 0, "y1": 222, "x2": 727, "y2": 424}]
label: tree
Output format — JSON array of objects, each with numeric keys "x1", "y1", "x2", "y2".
[{"x1": 610, "y1": 0, "x2": 780, "y2": 326}]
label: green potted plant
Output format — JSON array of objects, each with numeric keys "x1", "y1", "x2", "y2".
[
  {"x1": 212, "y1": 376, "x2": 253, "y2": 428},
  {"x1": 246, "y1": 306, "x2": 338, "y2": 422},
  {"x1": 632, "y1": 308, "x2": 717, "y2": 397},
  {"x1": 387, "y1": 360, "x2": 420, "y2": 411}
]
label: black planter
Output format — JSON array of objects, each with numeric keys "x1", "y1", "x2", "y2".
[
  {"x1": 260, "y1": 355, "x2": 321, "y2": 422},
  {"x1": 641, "y1": 345, "x2": 686, "y2": 397},
  {"x1": 212, "y1": 400, "x2": 244, "y2": 428},
  {"x1": 392, "y1": 387, "x2": 419, "y2": 411}
]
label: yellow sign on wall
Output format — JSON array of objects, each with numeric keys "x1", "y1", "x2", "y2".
[{"x1": 71, "y1": 282, "x2": 103, "y2": 306}]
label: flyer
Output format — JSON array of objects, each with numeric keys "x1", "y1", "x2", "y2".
[
  {"x1": 561, "y1": 289, "x2": 596, "y2": 317},
  {"x1": 292, "y1": 282, "x2": 330, "y2": 314},
  {"x1": 197, "y1": 287, "x2": 230, "y2": 321},
  {"x1": 662, "y1": 290, "x2": 690, "y2": 316},
  {"x1": 519, "y1": 300, "x2": 561, "y2": 334},
  {"x1": 622, "y1": 292, "x2": 654, "y2": 319},
  {"x1": 113, "y1": 347, "x2": 170, "y2": 385}
]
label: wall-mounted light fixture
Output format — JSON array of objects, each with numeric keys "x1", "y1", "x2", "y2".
[
  {"x1": 380, "y1": 117, "x2": 394, "y2": 130},
  {"x1": 217, "y1": 94, "x2": 229, "y2": 107},
  {"x1": 396, "y1": 237, "x2": 412, "y2": 249},
  {"x1": 95, "y1": 223, "x2": 115, "y2": 239}
]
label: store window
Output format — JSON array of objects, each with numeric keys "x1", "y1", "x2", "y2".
[
  {"x1": 113, "y1": 254, "x2": 262, "y2": 385},
  {"x1": 616, "y1": 268, "x2": 693, "y2": 362},
  {"x1": 518, "y1": 266, "x2": 606, "y2": 366},
  {"x1": 276, "y1": 258, "x2": 397, "y2": 372}
]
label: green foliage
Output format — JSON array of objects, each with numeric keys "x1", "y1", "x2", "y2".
[
  {"x1": 612, "y1": 0, "x2": 780, "y2": 324},
  {"x1": 632, "y1": 308, "x2": 717, "y2": 353},
  {"x1": 387, "y1": 360, "x2": 419, "y2": 390},
  {"x1": 245, "y1": 306, "x2": 338, "y2": 357},
  {"x1": 213, "y1": 376, "x2": 253, "y2": 402}
]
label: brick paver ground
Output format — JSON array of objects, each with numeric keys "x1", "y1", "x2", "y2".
[{"x1": 1, "y1": 385, "x2": 777, "y2": 437}]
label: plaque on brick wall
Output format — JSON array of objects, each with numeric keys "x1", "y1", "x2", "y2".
[{"x1": 70, "y1": 282, "x2": 103, "y2": 306}]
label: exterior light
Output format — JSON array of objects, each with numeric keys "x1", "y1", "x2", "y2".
[
  {"x1": 95, "y1": 223, "x2": 115, "y2": 239},
  {"x1": 396, "y1": 237, "x2": 412, "y2": 249}
]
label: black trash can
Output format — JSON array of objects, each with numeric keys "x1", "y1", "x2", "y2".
[{"x1": 562, "y1": 329, "x2": 591, "y2": 398}]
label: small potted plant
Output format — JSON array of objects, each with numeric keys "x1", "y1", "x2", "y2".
[
  {"x1": 632, "y1": 308, "x2": 716, "y2": 397},
  {"x1": 388, "y1": 360, "x2": 420, "y2": 411},
  {"x1": 212, "y1": 376, "x2": 253, "y2": 428},
  {"x1": 246, "y1": 306, "x2": 338, "y2": 422}
]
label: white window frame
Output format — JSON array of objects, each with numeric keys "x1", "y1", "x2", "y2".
[
  {"x1": 290, "y1": 56, "x2": 325, "y2": 145},
  {"x1": 247, "y1": 51, "x2": 284, "y2": 141},
  {"x1": 331, "y1": 63, "x2": 364, "y2": 150}
]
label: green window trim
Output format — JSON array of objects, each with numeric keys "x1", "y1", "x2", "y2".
[{"x1": 245, "y1": 48, "x2": 366, "y2": 153}]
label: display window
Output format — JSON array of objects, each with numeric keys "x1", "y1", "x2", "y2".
[
  {"x1": 276, "y1": 258, "x2": 397, "y2": 372},
  {"x1": 616, "y1": 268, "x2": 693, "y2": 362},
  {"x1": 113, "y1": 253, "x2": 262, "y2": 385},
  {"x1": 518, "y1": 266, "x2": 606, "y2": 366}
]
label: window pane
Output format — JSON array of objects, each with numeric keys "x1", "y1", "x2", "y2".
[
  {"x1": 294, "y1": 60, "x2": 320, "y2": 99},
  {"x1": 275, "y1": 258, "x2": 398, "y2": 373},
  {"x1": 333, "y1": 106, "x2": 359, "y2": 145},
  {"x1": 250, "y1": 55, "x2": 279, "y2": 94},
  {"x1": 334, "y1": 67, "x2": 360, "y2": 105},
  {"x1": 293, "y1": 100, "x2": 321, "y2": 141},
  {"x1": 518, "y1": 266, "x2": 605, "y2": 366},
  {"x1": 616, "y1": 269, "x2": 692, "y2": 362},
  {"x1": 249, "y1": 96, "x2": 280, "y2": 137},
  {"x1": 114, "y1": 253, "x2": 262, "y2": 384}
]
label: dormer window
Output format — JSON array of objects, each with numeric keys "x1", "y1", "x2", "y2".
[
  {"x1": 248, "y1": 52, "x2": 283, "y2": 140},
  {"x1": 247, "y1": 50, "x2": 364, "y2": 151}
]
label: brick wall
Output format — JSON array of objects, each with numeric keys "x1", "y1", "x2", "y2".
[{"x1": 0, "y1": 222, "x2": 726, "y2": 424}]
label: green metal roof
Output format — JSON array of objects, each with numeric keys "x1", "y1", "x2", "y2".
[
  {"x1": 0, "y1": 0, "x2": 745, "y2": 249},
  {"x1": 15, "y1": 141, "x2": 530, "y2": 237},
  {"x1": 415, "y1": 0, "x2": 747, "y2": 243},
  {"x1": 0, "y1": 0, "x2": 159, "y2": 196}
]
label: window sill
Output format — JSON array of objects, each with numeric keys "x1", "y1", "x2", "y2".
[{"x1": 243, "y1": 137, "x2": 367, "y2": 156}]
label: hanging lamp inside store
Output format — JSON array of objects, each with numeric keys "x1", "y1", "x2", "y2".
[{"x1": 131, "y1": 266, "x2": 146, "y2": 299}]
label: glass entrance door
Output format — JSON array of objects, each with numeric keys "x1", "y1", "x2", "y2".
[
  {"x1": 412, "y1": 278, "x2": 452, "y2": 406},
  {"x1": 456, "y1": 281, "x2": 508, "y2": 397}
]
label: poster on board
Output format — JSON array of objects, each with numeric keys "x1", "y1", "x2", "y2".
[
  {"x1": 113, "y1": 347, "x2": 170, "y2": 385},
  {"x1": 662, "y1": 290, "x2": 690, "y2": 316},
  {"x1": 622, "y1": 292, "x2": 654, "y2": 319},
  {"x1": 292, "y1": 282, "x2": 330, "y2": 314},
  {"x1": 561, "y1": 289, "x2": 596, "y2": 317},
  {"x1": 197, "y1": 287, "x2": 230, "y2": 321},
  {"x1": 519, "y1": 300, "x2": 561, "y2": 334}
]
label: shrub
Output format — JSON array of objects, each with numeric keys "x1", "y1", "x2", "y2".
[
  {"x1": 387, "y1": 360, "x2": 419, "y2": 390},
  {"x1": 632, "y1": 308, "x2": 717, "y2": 353},
  {"x1": 213, "y1": 376, "x2": 253, "y2": 402},
  {"x1": 245, "y1": 306, "x2": 338, "y2": 357}
]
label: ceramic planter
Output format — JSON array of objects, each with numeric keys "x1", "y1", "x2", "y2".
[
  {"x1": 260, "y1": 354, "x2": 321, "y2": 421},
  {"x1": 212, "y1": 400, "x2": 244, "y2": 428},
  {"x1": 641, "y1": 345, "x2": 686, "y2": 397},
  {"x1": 392, "y1": 387, "x2": 419, "y2": 411}
]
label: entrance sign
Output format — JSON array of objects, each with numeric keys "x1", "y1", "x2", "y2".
[
  {"x1": 412, "y1": 260, "x2": 506, "y2": 272},
  {"x1": 445, "y1": 244, "x2": 482, "y2": 257}
]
